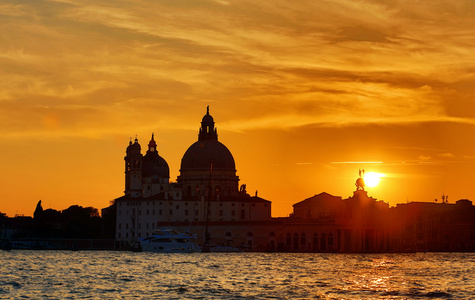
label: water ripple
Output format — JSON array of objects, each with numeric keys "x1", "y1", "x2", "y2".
[{"x1": 0, "y1": 251, "x2": 474, "y2": 299}]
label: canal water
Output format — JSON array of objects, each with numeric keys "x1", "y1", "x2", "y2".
[{"x1": 0, "y1": 251, "x2": 473, "y2": 299}]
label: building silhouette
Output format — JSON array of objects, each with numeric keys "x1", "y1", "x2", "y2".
[
  {"x1": 389, "y1": 199, "x2": 475, "y2": 252},
  {"x1": 115, "y1": 107, "x2": 271, "y2": 246},
  {"x1": 1, "y1": 107, "x2": 474, "y2": 251}
]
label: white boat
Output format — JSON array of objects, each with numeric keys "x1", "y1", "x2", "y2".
[{"x1": 138, "y1": 228, "x2": 200, "y2": 253}]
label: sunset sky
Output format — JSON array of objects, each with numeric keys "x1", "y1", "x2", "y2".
[{"x1": 1, "y1": 0, "x2": 475, "y2": 217}]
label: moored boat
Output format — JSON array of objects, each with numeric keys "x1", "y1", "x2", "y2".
[{"x1": 139, "y1": 228, "x2": 200, "y2": 253}]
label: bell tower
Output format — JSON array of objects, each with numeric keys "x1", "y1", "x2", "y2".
[{"x1": 124, "y1": 137, "x2": 143, "y2": 198}]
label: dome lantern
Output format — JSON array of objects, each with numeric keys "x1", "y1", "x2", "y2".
[
  {"x1": 147, "y1": 133, "x2": 157, "y2": 154},
  {"x1": 199, "y1": 106, "x2": 217, "y2": 141}
]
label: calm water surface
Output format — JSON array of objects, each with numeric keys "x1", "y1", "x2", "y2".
[{"x1": 0, "y1": 251, "x2": 473, "y2": 299}]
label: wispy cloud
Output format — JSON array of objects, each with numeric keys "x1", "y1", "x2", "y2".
[
  {"x1": 1, "y1": 0, "x2": 475, "y2": 139},
  {"x1": 331, "y1": 161, "x2": 383, "y2": 164}
]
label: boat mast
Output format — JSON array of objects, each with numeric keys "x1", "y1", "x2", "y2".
[{"x1": 202, "y1": 159, "x2": 213, "y2": 252}]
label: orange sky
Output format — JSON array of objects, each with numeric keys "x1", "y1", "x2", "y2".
[{"x1": 1, "y1": 0, "x2": 475, "y2": 217}]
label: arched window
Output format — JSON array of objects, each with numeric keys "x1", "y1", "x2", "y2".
[
  {"x1": 241, "y1": 210, "x2": 245, "y2": 219},
  {"x1": 293, "y1": 233, "x2": 299, "y2": 250},
  {"x1": 321, "y1": 233, "x2": 327, "y2": 251},
  {"x1": 286, "y1": 233, "x2": 291, "y2": 246},
  {"x1": 328, "y1": 233, "x2": 334, "y2": 247},
  {"x1": 313, "y1": 233, "x2": 319, "y2": 252},
  {"x1": 301, "y1": 233, "x2": 306, "y2": 246}
]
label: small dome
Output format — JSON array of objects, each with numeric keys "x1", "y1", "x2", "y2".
[
  {"x1": 180, "y1": 140, "x2": 235, "y2": 172},
  {"x1": 201, "y1": 105, "x2": 214, "y2": 125},
  {"x1": 202, "y1": 113, "x2": 214, "y2": 123},
  {"x1": 143, "y1": 152, "x2": 170, "y2": 179},
  {"x1": 143, "y1": 134, "x2": 169, "y2": 179}
]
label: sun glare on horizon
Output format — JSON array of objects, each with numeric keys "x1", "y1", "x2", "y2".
[{"x1": 364, "y1": 172, "x2": 384, "y2": 188}]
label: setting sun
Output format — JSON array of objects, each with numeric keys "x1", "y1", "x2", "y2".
[{"x1": 364, "y1": 172, "x2": 384, "y2": 188}]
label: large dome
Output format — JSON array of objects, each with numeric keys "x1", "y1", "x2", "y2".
[
  {"x1": 178, "y1": 107, "x2": 239, "y2": 197},
  {"x1": 180, "y1": 107, "x2": 236, "y2": 172},
  {"x1": 180, "y1": 140, "x2": 235, "y2": 171}
]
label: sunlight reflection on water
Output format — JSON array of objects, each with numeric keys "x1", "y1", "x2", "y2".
[{"x1": 0, "y1": 251, "x2": 473, "y2": 299}]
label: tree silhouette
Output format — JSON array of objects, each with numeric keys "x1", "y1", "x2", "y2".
[
  {"x1": 33, "y1": 200, "x2": 43, "y2": 219},
  {"x1": 27, "y1": 204, "x2": 106, "y2": 239},
  {"x1": 61, "y1": 205, "x2": 102, "y2": 238}
]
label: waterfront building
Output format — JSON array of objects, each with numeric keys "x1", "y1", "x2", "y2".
[
  {"x1": 389, "y1": 199, "x2": 475, "y2": 252},
  {"x1": 272, "y1": 176, "x2": 390, "y2": 252}
]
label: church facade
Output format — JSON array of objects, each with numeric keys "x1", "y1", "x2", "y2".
[{"x1": 115, "y1": 108, "x2": 272, "y2": 246}]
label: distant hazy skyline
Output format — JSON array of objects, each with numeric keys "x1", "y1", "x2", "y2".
[{"x1": 1, "y1": 0, "x2": 475, "y2": 217}]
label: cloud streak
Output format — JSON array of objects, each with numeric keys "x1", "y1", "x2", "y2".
[{"x1": 1, "y1": 0, "x2": 475, "y2": 137}]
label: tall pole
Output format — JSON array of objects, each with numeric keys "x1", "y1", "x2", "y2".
[{"x1": 202, "y1": 159, "x2": 213, "y2": 252}]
